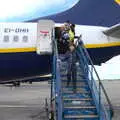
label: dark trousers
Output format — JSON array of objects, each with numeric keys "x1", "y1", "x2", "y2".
[
  {"x1": 59, "y1": 52, "x2": 77, "y2": 91},
  {"x1": 67, "y1": 60, "x2": 77, "y2": 90}
]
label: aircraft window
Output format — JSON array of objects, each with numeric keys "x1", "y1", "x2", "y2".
[
  {"x1": 3, "y1": 35, "x2": 9, "y2": 42},
  {"x1": 22, "y1": 36, "x2": 28, "y2": 42},
  {"x1": 13, "y1": 36, "x2": 19, "y2": 42}
]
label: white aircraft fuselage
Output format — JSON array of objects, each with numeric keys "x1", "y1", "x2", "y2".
[{"x1": 0, "y1": 22, "x2": 120, "y2": 82}]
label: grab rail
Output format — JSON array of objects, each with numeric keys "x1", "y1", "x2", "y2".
[{"x1": 75, "y1": 36, "x2": 114, "y2": 120}]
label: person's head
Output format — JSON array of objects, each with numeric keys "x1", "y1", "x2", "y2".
[
  {"x1": 60, "y1": 25, "x2": 65, "y2": 31},
  {"x1": 64, "y1": 22, "x2": 70, "y2": 31}
]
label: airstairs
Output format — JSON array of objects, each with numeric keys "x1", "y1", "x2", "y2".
[{"x1": 51, "y1": 37, "x2": 114, "y2": 120}]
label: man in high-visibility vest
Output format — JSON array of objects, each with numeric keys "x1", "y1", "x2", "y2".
[{"x1": 60, "y1": 22, "x2": 77, "y2": 92}]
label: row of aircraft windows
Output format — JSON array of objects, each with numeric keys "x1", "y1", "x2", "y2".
[{"x1": 3, "y1": 35, "x2": 28, "y2": 43}]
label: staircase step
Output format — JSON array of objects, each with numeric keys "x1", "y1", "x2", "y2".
[
  {"x1": 61, "y1": 77, "x2": 67, "y2": 81},
  {"x1": 60, "y1": 67, "x2": 84, "y2": 71},
  {"x1": 60, "y1": 67, "x2": 67, "y2": 70},
  {"x1": 64, "y1": 114, "x2": 99, "y2": 120},
  {"x1": 60, "y1": 74, "x2": 67, "y2": 77},
  {"x1": 63, "y1": 98, "x2": 92, "y2": 101},
  {"x1": 62, "y1": 79, "x2": 87, "y2": 82},
  {"x1": 63, "y1": 90, "x2": 90, "y2": 94},
  {"x1": 77, "y1": 71, "x2": 85, "y2": 75},
  {"x1": 63, "y1": 86, "x2": 90, "y2": 90},
  {"x1": 62, "y1": 81, "x2": 87, "y2": 84},
  {"x1": 61, "y1": 78, "x2": 88, "y2": 82},
  {"x1": 62, "y1": 82, "x2": 88, "y2": 88},
  {"x1": 60, "y1": 67, "x2": 66, "y2": 70},
  {"x1": 77, "y1": 76, "x2": 88, "y2": 80},
  {"x1": 64, "y1": 99, "x2": 94, "y2": 106},
  {"x1": 59, "y1": 57, "x2": 99, "y2": 120},
  {"x1": 60, "y1": 69, "x2": 66, "y2": 72},
  {"x1": 61, "y1": 74, "x2": 88, "y2": 79},
  {"x1": 64, "y1": 106, "x2": 96, "y2": 109},
  {"x1": 60, "y1": 68, "x2": 67, "y2": 71},
  {"x1": 63, "y1": 93, "x2": 92, "y2": 99},
  {"x1": 60, "y1": 71, "x2": 88, "y2": 80},
  {"x1": 60, "y1": 73, "x2": 87, "y2": 76},
  {"x1": 64, "y1": 106, "x2": 97, "y2": 117},
  {"x1": 62, "y1": 82, "x2": 88, "y2": 87},
  {"x1": 63, "y1": 87, "x2": 90, "y2": 93}
]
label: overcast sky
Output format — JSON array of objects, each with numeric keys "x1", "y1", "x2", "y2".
[{"x1": 0, "y1": 0, "x2": 79, "y2": 22}]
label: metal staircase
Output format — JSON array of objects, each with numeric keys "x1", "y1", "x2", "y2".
[
  {"x1": 60, "y1": 59, "x2": 99, "y2": 120},
  {"x1": 51, "y1": 37, "x2": 114, "y2": 120}
]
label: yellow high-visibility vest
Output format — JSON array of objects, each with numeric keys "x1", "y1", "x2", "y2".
[{"x1": 69, "y1": 29, "x2": 74, "y2": 41}]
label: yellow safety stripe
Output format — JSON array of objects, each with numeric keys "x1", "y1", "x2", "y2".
[
  {"x1": 85, "y1": 42, "x2": 120, "y2": 48},
  {"x1": 0, "y1": 47, "x2": 36, "y2": 53},
  {"x1": 0, "y1": 42, "x2": 120, "y2": 53}
]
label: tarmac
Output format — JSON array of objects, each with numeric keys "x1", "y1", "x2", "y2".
[
  {"x1": 101, "y1": 80, "x2": 120, "y2": 120},
  {"x1": 0, "y1": 80, "x2": 119, "y2": 120},
  {"x1": 0, "y1": 81, "x2": 51, "y2": 120}
]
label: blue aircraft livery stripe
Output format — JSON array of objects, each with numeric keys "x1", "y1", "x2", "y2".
[
  {"x1": 0, "y1": 45, "x2": 120, "y2": 81},
  {"x1": 30, "y1": 0, "x2": 120, "y2": 27}
]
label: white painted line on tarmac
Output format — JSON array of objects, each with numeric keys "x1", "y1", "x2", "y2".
[{"x1": 0, "y1": 105, "x2": 40, "y2": 108}]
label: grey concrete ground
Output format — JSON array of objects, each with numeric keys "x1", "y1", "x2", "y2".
[
  {"x1": 0, "y1": 81, "x2": 50, "y2": 120},
  {"x1": 0, "y1": 80, "x2": 120, "y2": 120},
  {"x1": 101, "y1": 80, "x2": 120, "y2": 120}
]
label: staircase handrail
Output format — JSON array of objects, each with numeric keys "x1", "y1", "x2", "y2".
[
  {"x1": 75, "y1": 36, "x2": 114, "y2": 119},
  {"x1": 52, "y1": 38, "x2": 63, "y2": 120}
]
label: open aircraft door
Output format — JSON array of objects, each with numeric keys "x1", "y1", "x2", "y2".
[{"x1": 36, "y1": 20, "x2": 55, "y2": 55}]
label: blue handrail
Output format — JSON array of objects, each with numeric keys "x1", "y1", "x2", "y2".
[
  {"x1": 52, "y1": 39, "x2": 63, "y2": 120},
  {"x1": 76, "y1": 37, "x2": 114, "y2": 120}
]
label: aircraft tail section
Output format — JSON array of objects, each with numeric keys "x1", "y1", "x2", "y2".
[{"x1": 30, "y1": 0, "x2": 120, "y2": 27}]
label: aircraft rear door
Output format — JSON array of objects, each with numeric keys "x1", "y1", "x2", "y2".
[{"x1": 36, "y1": 20, "x2": 55, "y2": 55}]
